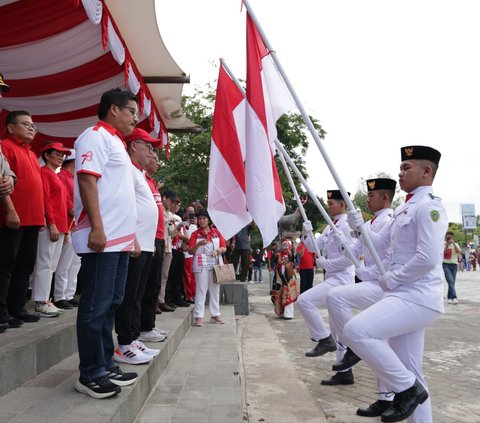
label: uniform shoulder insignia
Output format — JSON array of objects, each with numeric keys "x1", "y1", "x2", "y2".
[
  {"x1": 430, "y1": 210, "x2": 440, "y2": 222},
  {"x1": 429, "y1": 193, "x2": 442, "y2": 201}
]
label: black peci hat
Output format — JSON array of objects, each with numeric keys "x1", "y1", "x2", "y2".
[
  {"x1": 400, "y1": 145, "x2": 441, "y2": 165},
  {"x1": 327, "y1": 190, "x2": 350, "y2": 200},
  {"x1": 366, "y1": 178, "x2": 397, "y2": 192}
]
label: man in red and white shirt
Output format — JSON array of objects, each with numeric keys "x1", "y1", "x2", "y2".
[
  {"x1": 0, "y1": 110, "x2": 44, "y2": 327},
  {"x1": 73, "y1": 88, "x2": 139, "y2": 399}
]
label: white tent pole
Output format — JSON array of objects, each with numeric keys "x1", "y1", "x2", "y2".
[{"x1": 242, "y1": 0, "x2": 384, "y2": 274}]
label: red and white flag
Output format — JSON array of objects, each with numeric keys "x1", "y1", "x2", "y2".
[
  {"x1": 245, "y1": 12, "x2": 296, "y2": 246},
  {"x1": 208, "y1": 65, "x2": 252, "y2": 240}
]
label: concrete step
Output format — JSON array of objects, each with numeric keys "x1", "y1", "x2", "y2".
[
  {"x1": 0, "y1": 305, "x2": 193, "y2": 423},
  {"x1": 135, "y1": 306, "x2": 244, "y2": 423},
  {"x1": 0, "y1": 302, "x2": 78, "y2": 397}
]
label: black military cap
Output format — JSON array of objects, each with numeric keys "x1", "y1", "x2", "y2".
[
  {"x1": 326, "y1": 190, "x2": 350, "y2": 200},
  {"x1": 366, "y1": 178, "x2": 397, "y2": 192},
  {"x1": 400, "y1": 145, "x2": 441, "y2": 165}
]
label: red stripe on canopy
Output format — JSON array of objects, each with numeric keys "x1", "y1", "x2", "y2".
[{"x1": 0, "y1": 0, "x2": 87, "y2": 48}]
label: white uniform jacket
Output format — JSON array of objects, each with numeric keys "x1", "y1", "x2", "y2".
[
  {"x1": 304, "y1": 214, "x2": 355, "y2": 283},
  {"x1": 384, "y1": 186, "x2": 448, "y2": 312}
]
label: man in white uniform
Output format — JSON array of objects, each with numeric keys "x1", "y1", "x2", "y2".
[
  {"x1": 298, "y1": 190, "x2": 355, "y2": 385},
  {"x1": 326, "y1": 178, "x2": 396, "y2": 416},
  {"x1": 344, "y1": 146, "x2": 447, "y2": 423}
]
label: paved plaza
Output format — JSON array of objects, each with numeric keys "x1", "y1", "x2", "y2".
[{"x1": 238, "y1": 270, "x2": 480, "y2": 423}]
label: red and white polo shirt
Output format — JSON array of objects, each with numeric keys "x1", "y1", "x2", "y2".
[{"x1": 72, "y1": 121, "x2": 137, "y2": 254}]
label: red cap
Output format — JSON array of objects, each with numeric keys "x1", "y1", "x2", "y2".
[
  {"x1": 41, "y1": 142, "x2": 72, "y2": 156},
  {"x1": 124, "y1": 128, "x2": 162, "y2": 148}
]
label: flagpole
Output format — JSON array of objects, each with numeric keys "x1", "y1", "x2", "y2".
[
  {"x1": 275, "y1": 140, "x2": 360, "y2": 268},
  {"x1": 242, "y1": 0, "x2": 384, "y2": 274}
]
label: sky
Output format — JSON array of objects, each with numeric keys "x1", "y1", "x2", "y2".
[{"x1": 156, "y1": 0, "x2": 480, "y2": 223}]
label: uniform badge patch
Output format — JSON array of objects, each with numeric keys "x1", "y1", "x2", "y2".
[{"x1": 430, "y1": 210, "x2": 440, "y2": 222}]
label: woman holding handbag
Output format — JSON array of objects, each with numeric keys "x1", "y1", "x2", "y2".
[{"x1": 187, "y1": 209, "x2": 226, "y2": 327}]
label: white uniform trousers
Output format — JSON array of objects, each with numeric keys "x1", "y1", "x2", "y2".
[
  {"x1": 32, "y1": 230, "x2": 65, "y2": 302},
  {"x1": 53, "y1": 235, "x2": 81, "y2": 301},
  {"x1": 343, "y1": 296, "x2": 439, "y2": 423},
  {"x1": 158, "y1": 251, "x2": 172, "y2": 303},
  {"x1": 297, "y1": 276, "x2": 352, "y2": 363},
  {"x1": 327, "y1": 281, "x2": 391, "y2": 400},
  {"x1": 194, "y1": 268, "x2": 220, "y2": 318}
]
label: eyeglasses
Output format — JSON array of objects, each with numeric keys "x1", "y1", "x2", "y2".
[
  {"x1": 133, "y1": 140, "x2": 154, "y2": 152},
  {"x1": 115, "y1": 105, "x2": 138, "y2": 117},
  {"x1": 13, "y1": 121, "x2": 37, "y2": 132}
]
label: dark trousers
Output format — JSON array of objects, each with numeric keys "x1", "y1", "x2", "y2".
[
  {"x1": 0, "y1": 226, "x2": 40, "y2": 319},
  {"x1": 140, "y1": 239, "x2": 164, "y2": 332},
  {"x1": 115, "y1": 251, "x2": 153, "y2": 345},
  {"x1": 77, "y1": 252, "x2": 129, "y2": 380},
  {"x1": 231, "y1": 248, "x2": 250, "y2": 282},
  {"x1": 443, "y1": 263, "x2": 458, "y2": 299},
  {"x1": 299, "y1": 268, "x2": 314, "y2": 293},
  {"x1": 166, "y1": 248, "x2": 185, "y2": 303}
]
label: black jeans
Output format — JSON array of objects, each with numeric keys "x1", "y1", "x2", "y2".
[
  {"x1": 299, "y1": 268, "x2": 314, "y2": 293},
  {"x1": 140, "y1": 239, "x2": 164, "y2": 332},
  {"x1": 115, "y1": 251, "x2": 153, "y2": 345},
  {"x1": 166, "y1": 248, "x2": 185, "y2": 304},
  {"x1": 0, "y1": 226, "x2": 40, "y2": 319}
]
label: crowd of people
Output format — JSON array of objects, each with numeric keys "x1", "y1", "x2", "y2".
[{"x1": 0, "y1": 84, "x2": 229, "y2": 400}]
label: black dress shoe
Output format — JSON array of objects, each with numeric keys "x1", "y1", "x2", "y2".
[
  {"x1": 13, "y1": 310, "x2": 40, "y2": 323},
  {"x1": 321, "y1": 369, "x2": 354, "y2": 385},
  {"x1": 332, "y1": 347, "x2": 361, "y2": 371},
  {"x1": 174, "y1": 301, "x2": 191, "y2": 307},
  {"x1": 381, "y1": 379, "x2": 429, "y2": 422},
  {"x1": 68, "y1": 298, "x2": 80, "y2": 307},
  {"x1": 54, "y1": 300, "x2": 74, "y2": 310},
  {"x1": 158, "y1": 303, "x2": 175, "y2": 312},
  {"x1": 0, "y1": 323, "x2": 8, "y2": 333},
  {"x1": 2, "y1": 316, "x2": 24, "y2": 328},
  {"x1": 305, "y1": 334, "x2": 337, "y2": 357},
  {"x1": 357, "y1": 400, "x2": 392, "y2": 417}
]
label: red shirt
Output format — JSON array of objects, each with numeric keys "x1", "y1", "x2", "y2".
[
  {"x1": 57, "y1": 168, "x2": 74, "y2": 230},
  {"x1": 0, "y1": 136, "x2": 44, "y2": 227},
  {"x1": 41, "y1": 166, "x2": 68, "y2": 233},
  {"x1": 297, "y1": 242, "x2": 315, "y2": 270},
  {"x1": 146, "y1": 174, "x2": 165, "y2": 240}
]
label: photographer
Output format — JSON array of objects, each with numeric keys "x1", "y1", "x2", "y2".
[{"x1": 182, "y1": 206, "x2": 197, "y2": 303}]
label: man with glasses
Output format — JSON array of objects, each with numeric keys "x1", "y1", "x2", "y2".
[
  {"x1": 0, "y1": 110, "x2": 44, "y2": 329},
  {"x1": 73, "y1": 88, "x2": 139, "y2": 399}
]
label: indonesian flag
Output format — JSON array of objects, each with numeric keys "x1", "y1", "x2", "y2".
[
  {"x1": 208, "y1": 65, "x2": 252, "y2": 240},
  {"x1": 245, "y1": 12, "x2": 296, "y2": 247}
]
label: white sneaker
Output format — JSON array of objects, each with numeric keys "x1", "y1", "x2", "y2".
[
  {"x1": 138, "y1": 329, "x2": 166, "y2": 343},
  {"x1": 153, "y1": 327, "x2": 169, "y2": 337},
  {"x1": 35, "y1": 302, "x2": 60, "y2": 318},
  {"x1": 114, "y1": 344, "x2": 153, "y2": 365},
  {"x1": 447, "y1": 299, "x2": 453, "y2": 304},
  {"x1": 132, "y1": 340, "x2": 160, "y2": 357},
  {"x1": 48, "y1": 300, "x2": 64, "y2": 315},
  {"x1": 452, "y1": 298, "x2": 458, "y2": 304}
]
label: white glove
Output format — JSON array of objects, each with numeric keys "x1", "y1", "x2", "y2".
[
  {"x1": 316, "y1": 256, "x2": 327, "y2": 269},
  {"x1": 333, "y1": 230, "x2": 347, "y2": 246},
  {"x1": 347, "y1": 209, "x2": 364, "y2": 231},
  {"x1": 302, "y1": 220, "x2": 313, "y2": 233},
  {"x1": 378, "y1": 271, "x2": 391, "y2": 291}
]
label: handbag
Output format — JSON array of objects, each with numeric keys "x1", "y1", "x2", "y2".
[{"x1": 213, "y1": 263, "x2": 236, "y2": 284}]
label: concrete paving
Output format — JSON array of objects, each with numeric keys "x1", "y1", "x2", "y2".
[
  {"x1": 136, "y1": 306, "x2": 243, "y2": 423},
  {"x1": 238, "y1": 270, "x2": 480, "y2": 423}
]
